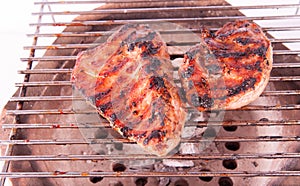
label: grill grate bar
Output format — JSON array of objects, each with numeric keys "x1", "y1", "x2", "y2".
[
  {"x1": 1, "y1": 170, "x2": 300, "y2": 178},
  {"x1": 270, "y1": 76, "x2": 300, "y2": 81},
  {"x1": 262, "y1": 90, "x2": 300, "y2": 96},
  {"x1": 18, "y1": 69, "x2": 72, "y2": 74},
  {"x1": 9, "y1": 96, "x2": 81, "y2": 102},
  {"x1": 29, "y1": 15, "x2": 300, "y2": 27},
  {"x1": 1, "y1": 136, "x2": 300, "y2": 145},
  {"x1": 21, "y1": 56, "x2": 76, "y2": 61},
  {"x1": 13, "y1": 76, "x2": 300, "y2": 87},
  {"x1": 2, "y1": 120, "x2": 300, "y2": 129},
  {"x1": 272, "y1": 63, "x2": 300, "y2": 68},
  {"x1": 8, "y1": 90, "x2": 300, "y2": 102},
  {"x1": 22, "y1": 38, "x2": 300, "y2": 50},
  {"x1": 19, "y1": 50, "x2": 300, "y2": 62},
  {"x1": 15, "y1": 63, "x2": 300, "y2": 76},
  {"x1": 5, "y1": 104, "x2": 300, "y2": 115},
  {"x1": 34, "y1": 0, "x2": 201, "y2": 4},
  {"x1": 1, "y1": 153, "x2": 300, "y2": 161},
  {"x1": 32, "y1": 4, "x2": 300, "y2": 15},
  {"x1": 15, "y1": 81, "x2": 72, "y2": 87},
  {"x1": 26, "y1": 25, "x2": 300, "y2": 37}
]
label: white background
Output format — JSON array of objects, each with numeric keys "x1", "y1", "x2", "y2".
[{"x1": 0, "y1": 1, "x2": 35, "y2": 111}]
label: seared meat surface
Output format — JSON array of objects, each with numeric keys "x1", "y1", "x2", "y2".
[
  {"x1": 179, "y1": 20, "x2": 273, "y2": 111},
  {"x1": 72, "y1": 24, "x2": 186, "y2": 156}
]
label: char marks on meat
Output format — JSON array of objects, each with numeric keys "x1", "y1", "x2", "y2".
[
  {"x1": 72, "y1": 24, "x2": 186, "y2": 156},
  {"x1": 179, "y1": 20, "x2": 273, "y2": 111}
]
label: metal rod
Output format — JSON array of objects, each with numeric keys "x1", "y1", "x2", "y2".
[
  {"x1": 1, "y1": 152, "x2": 300, "y2": 161},
  {"x1": 18, "y1": 49, "x2": 300, "y2": 62},
  {"x1": 9, "y1": 96, "x2": 82, "y2": 102},
  {"x1": 15, "y1": 81, "x2": 72, "y2": 87},
  {"x1": 14, "y1": 62, "x2": 300, "y2": 76},
  {"x1": 7, "y1": 90, "x2": 300, "y2": 103},
  {"x1": 1, "y1": 120, "x2": 300, "y2": 129},
  {"x1": 26, "y1": 25, "x2": 300, "y2": 37},
  {"x1": 29, "y1": 15, "x2": 300, "y2": 27},
  {"x1": 34, "y1": 0, "x2": 196, "y2": 4},
  {"x1": 269, "y1": 76, "x2": 300, "y2": 81},
  {"x1": 1, "y1": 135, "x2": 300, "y2": 145},
  {"x1": 12, "y1": 76, "x2": 300, "y2": 88},
  {"x1": 5, "y1": 104, "x2": 300, "y2": 115},
  {"x1": 1, "y1": 170, "x2": 300, "y2": 178},
  {"x1": 20, "y1": 56, "x2": 76, "y2": 61},
  {"x1": 22, "y1": 38, "x2": 300, "y2": 50},
  {"x1": 273, "y1": 50, "x2": 300, "y2": 55},
  {"x1": 15, "y1": 63, "x2": 300, "y2": 76},
  {"x1": 31, "y1": 4, "x2": 300, "y2": 15},
  {"x1": 272, "y1": 63, "x2": 300, "y2": 68},
  {"x1": 18, "y1": 69, "x2": 72, "y2": 74},
  {"x1": 261, "y1": 90, "x2": 300, "y2": 96}
]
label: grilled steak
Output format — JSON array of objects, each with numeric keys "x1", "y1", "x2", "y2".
[
  {"x1": 72, "y1": 24, "x2": 186, "y2": 156},
  {"x1": 179, "y1": 20, "x2": 273, "y2": 111}
]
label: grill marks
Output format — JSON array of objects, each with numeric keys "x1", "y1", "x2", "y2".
[
  {"x1": 227, "y1": 78, "x2": 257, "y2": 97},
  {"x1": 72, "y1": 24, "x2": 185, "y2": 156},
  {"x1": 179, "y1": 20, "x2": 272, "y2": 110},
  {"x1": 206, "y1": 20, "x2": 270, "y2": 100}
]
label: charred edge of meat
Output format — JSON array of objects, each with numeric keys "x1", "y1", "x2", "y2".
[
  {"x1": 120, "y1": 126, "x2": 131, "y2": 138},
  {"x1": 181, "y1": 65, "x2": 194, "y2": 78},
  {"x1": 136, "y1": 31, "x2": 157, "y2": 43},
  {"x1": 145, "y1": 58, "x2": 161, "y2": 73},
  {"x1": 121, "y1": 34, "x2": 161, "y2": 57},
  {"x1": 227, "y1": 78, "x2": 257, "y2": 97},
  {"x1": 185, "y1": 49, "x2": 200, "y2": 60},
  {"x1": 98, "y1": 102, "x2": 112, "y2": 114},
  {"x1": 120, "y1": 31, "x2": 136, "y2": 47},
  {"x1": 143, "y1": 130, "x2": 166, "y2": 145},
  {"x1": 118, "y1": 24, "x2": 144, "y2": 33},
  {"x1": 140, "y1": 41, "x2": 161, "y2": 58},
  {"x1": 216, "y1": 29, "x2": 235, "y2": 39},
  {"x1": 149, "y1": 76, "x2": 166, "y2": 90},
  {"x1": 121, "y1": 31, "x2": 157, "y2": 48},
  {"x1": 110, "y1": 113, "x2": 117, "y2": 122},
  {"x1": 89, "y1": 89, "x2": 111, "y2": 104},
  {"x1": 190, "y1": 93, "x2": 214, "y2": 108},
  {"x1": 120, "y1": 126, "x2": 147, "y2": 139},
  {"x1": 200, "y1": 27, "x2": 214, "y2": 38},
  {"x1": 266, "y1": 59, "x2": 270, "y2": 66}
]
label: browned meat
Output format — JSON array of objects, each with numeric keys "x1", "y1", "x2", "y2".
[
  {"x1": 179, "y1": 20, "x2": 273, "y2": 111},
  {"x1": 72, "y1": 24, "x2": 186, "y2": 156}
]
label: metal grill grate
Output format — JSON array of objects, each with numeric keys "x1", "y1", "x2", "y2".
[{"x1": 1, "y1": 0, "x2": 300, "y2": 186}]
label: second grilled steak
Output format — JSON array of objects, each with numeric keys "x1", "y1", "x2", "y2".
[{"x1": 179, "y1": 20, "x2": 273, "y2": 111}]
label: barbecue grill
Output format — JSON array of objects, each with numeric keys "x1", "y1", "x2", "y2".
[{"x1": 1, "y1": 0, "x2": 300, "y2": 185}]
